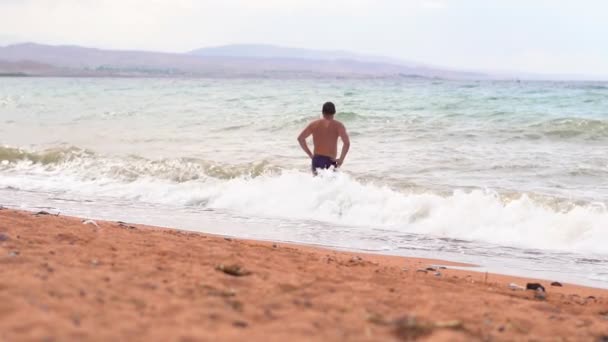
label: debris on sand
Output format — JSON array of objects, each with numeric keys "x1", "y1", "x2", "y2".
[
  {"x1": 82, "y1": 220, "x2": 100, "y2": 228},
  {"x1": 200, "y1": 283, "x2": 237, "y2": 297},
  {"x1": 393, "y1": 316, "x2": 433, "y2": 340},
  {"x1": 0, "y1": 233, "x2": 9, "y2": 242},
  {"x1": 350, "y1": 256, "x2": 364, "y2": 263},
  {"x1": 215, "y1": 264, "x2": 251, "y2": 277},
  {"x1": 526, "y1": 283, "x2": 546, "y2": 292},
  {"x1": 526, "y1": 283, "x2": 547, "y2": 300},
  {"x1": 416, "y1": 269, "x2": 428, "y2": 274},
  {"x1": 33, "y1": 211, "x2": 51, "y2": 216},
  {"x1": 117, "y1": 221, "x2": 136, "y2": 229},
  {"x1": 366, "y1": 313, "x2": 464, "y2": 340},
  {"x1": 366, "y1": 312, "x2": 390, "y2": 325},
  {"x1": 534, "y1": 288, "x2": 547, "y2": 300},
  {"x1": 394, "y1": 316, "x2": 464, "y2": 340},
  {"x1": 434, "y1": 320, "x2": 463, "y2": 329},
  {"x1": 508, "y1": 283, "x2": 525, "y2": 291},
  {"x1": 551, "y1": 281, "x2": 563, "y2": 287},
  {"x1": 232, "y1": 320, "x2": 248, "y2": 328},
  {"x1": 395, "y1": 316, "x2": 432, "y2": 341}
]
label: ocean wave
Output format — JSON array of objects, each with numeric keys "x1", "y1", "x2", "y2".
[
  {"x1": 525, "y1": 118, "x2": 608, "y2": 140},
  {"x1": 0, "y1": 146, "x2": 279, "y2": 181},
  {"x1": 566, "y1": 83, "x2": 608, "y2": 91},
  {"x1": 266, "y1": 111, "x2": 392, "y2": 132},
  {"x1": 1, "y1": 147, "x2": 607, "y2": 254},
  {"x1": 0, "y1": 146, "x2": 94, "y2": 165}
]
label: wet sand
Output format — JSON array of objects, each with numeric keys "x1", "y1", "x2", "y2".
[{"x1": 0, "y1": 208, "x2": 607, "y2": 341}]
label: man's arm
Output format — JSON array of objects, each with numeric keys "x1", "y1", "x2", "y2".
[
  {"x1": 297, "y1": 124, "x2": 314, "y2": 159},
  {"x1": 336, "y1": 123, "x2": 350, "y2": 167}
]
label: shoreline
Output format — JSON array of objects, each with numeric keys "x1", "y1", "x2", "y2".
[{"x1": 1, "y1": 208, "x2": 607, "y2": 341}]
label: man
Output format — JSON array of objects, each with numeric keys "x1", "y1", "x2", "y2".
[{"x1": 297, "y1": 102, "x2": 350, "y2": 175}]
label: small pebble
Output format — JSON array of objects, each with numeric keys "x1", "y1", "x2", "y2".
[
  {"x1": 551, "y1": 281, "x2": 563, "y2": 287},
  {"x1": 216, "y1": 264, "x2": 251, "y2": 277},
  {"x1": 0, "y1": 233, "x2": 9, "y2": 242},
  {"x1": 8, "y1": 250, "x2": 19, "y2": 257},
  {"x1": 232, "y1": 320, "x2": 248, "y2": 328}
]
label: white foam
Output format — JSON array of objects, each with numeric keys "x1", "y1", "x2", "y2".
[{"x1": 2, "y1": 161, "x2": 607, "y2": 254}]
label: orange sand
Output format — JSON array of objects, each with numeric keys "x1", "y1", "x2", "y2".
[{"x1": 0, "y1": 208, "x2": 607, "y2": 341}]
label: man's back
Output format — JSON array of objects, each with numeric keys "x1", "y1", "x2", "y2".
[{"x1": 309, "y1": 118, "x2": 344, "y2": 159}]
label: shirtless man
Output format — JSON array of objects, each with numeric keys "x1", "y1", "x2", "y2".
[{"x1": 297, "y1": 102, "x2": 350, "y2": 175}]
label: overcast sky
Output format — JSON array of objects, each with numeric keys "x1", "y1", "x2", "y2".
[{"x1": 1, "y1": 0, "x2": 607, "y2": 77}]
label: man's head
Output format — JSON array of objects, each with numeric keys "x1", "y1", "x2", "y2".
[{"x1": 322, "y1": 102, "x2": 336, "y2": 116}]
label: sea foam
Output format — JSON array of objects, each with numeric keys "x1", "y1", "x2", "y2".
[{"x1": 1, "y1": 152, "x2": 607, "y2": 254}]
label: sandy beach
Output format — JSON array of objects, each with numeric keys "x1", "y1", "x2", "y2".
[{"x1": 0, "y1": 208, "x2": 607, "y2": 341}]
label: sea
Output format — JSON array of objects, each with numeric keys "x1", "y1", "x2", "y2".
[{"x1": 1, "y1": 77, "x2": 607, "y2": 287}]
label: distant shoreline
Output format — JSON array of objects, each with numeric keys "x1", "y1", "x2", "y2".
[
  {"x1": 1, "y1": 74, "x2": 607, "y2": 83},
  {"x1": 0, "y1": 72, "x2": 29, "y2": 77}
]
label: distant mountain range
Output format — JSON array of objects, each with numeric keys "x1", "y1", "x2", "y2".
[
  {"x1": 0, "y1": 42, "x2": 486, "y2": 79},
  {"x1": 189, "y1": 44, "x2": 418, "y2": 66}
]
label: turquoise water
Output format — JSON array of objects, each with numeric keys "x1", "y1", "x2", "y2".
[{"x1": 1, "y1": 77, "x2": 607, "y2": 287}]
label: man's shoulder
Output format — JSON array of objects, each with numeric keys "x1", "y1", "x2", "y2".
[
  {"x1": 333, "y1": 120, "x2": 346, "y2": 128},
  {"x1": 309, "y1": 118, "x2": 325, "y2": 126}
]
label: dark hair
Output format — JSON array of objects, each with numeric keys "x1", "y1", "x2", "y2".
[{"x1": 322, "y1": 102, "x2": 336, "y2": 115}]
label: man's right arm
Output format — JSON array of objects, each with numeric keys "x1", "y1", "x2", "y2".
[
  {"x1": 336, "y1": 123, "x2": 350, "y2": 166},
  {"x1": 297, "y1": 123, "x2": 314, "y2": 159}
]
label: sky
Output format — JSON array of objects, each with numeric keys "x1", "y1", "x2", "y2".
[{"x1": 1, "y1": 0, "x2": 607, "y2": 77}]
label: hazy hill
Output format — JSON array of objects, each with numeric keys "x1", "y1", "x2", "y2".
[
  {"x1": 0, "y1": 42, "x2": 485, "y2": 79},
  {"x1": 189, "y1": 44, "x2": 418, "y2": 66}
]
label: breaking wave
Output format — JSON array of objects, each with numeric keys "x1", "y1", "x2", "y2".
[{"x1": 1, "y1": 145, "x2": 607, "y2": 254}]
